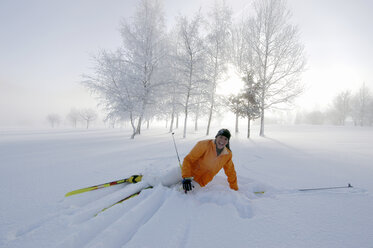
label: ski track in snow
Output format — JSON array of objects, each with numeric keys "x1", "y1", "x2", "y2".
[
  {"x1": 5, "y1": 173, "x2": 364, "y2": 248},
  {"x1": 2, "y1": 127, "x2": 373, "y2": 248},
  {"x1": 86, "y1": 187, "x2": 167, "y2": 248},
  {"x1": 4, "y1": 176, "x2": 268, "y2": 248},
  {"x1": 4, "y1": 182, "x2": 370, "y2": 248}
]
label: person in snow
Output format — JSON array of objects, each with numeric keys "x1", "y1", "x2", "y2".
[{"x1": 181, "y1": 128, "x2": 238, "y2": 193}]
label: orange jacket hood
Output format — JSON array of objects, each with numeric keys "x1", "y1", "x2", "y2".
[{"x1": 181, "y1": 139, "x2": 238, "y2": 190}]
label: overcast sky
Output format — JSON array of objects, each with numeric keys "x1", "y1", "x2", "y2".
[{"x1": 1, "y1": 0, "x2": 372, "y2": 127}]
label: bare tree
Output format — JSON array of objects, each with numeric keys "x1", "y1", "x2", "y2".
[
  {"x1": 247, "y1": 0, "x2": 306, "y2": 136},
  {"x1": 226, "y1": 94, "x2": 244, "y2": 134},
  {"x1": 205, "y1": 0, "x2": 232, "y2": 135},
  {"x1": 104, "y1": 114, "x2": 122, "y2": 128},
  {"x1": 163, "y1": 30, "x2": 184, "y2": 133},
  {"x1": 226, "y1": 76, "x2": 261, "y2": 138},
  {"x1": 239, "y1": 74, "x2": 261, "y2": 138},
  {"x1": 190, "y1": 89, "x2": 209, "y2": 132},
  {"x1": 175, "y1": 12, "x2": 207, "y2": 138},
  {"x1": 329, "y1": 90, "x2": 351, "y2": 125},
  {"x1": 230, "y1": 16, "x2": 254, "y2": 79},
  {"x1": 165, "y1": 82, "x2": 184, "y2": 133},
  {"x1": 120, "y1": 0, "x2": 168, "y2": 138},
  {"x1": 66, "y1": 108, "x2": 81, "y2": 128},
  {"x1": 368, "y1": 98, "x2": 373, "y2": 126},
  {"x1": 80, "y1": 108, "x2": 97, "y2": 129},
  {"x1": 168, "y1": 87, "x2": 183, "y2": 133},
  {"x1": 46, "y1": 113, "x2": 61, "y2": 128},
  {"x1": 83, "y1": 50, "x2": 138, "y2": 135},
  {"x1": 230, "y1": 16, "x2": 262, "y2": 138},
  {"x1": 351, "y1": 83, "x2": 371, "y2": 126},
  {"x1": 83, "y1": 0, "x2": 168, "y2": 139},
  {"x1": 305, "y1": 110, "x2": 325, "y2": 125}
]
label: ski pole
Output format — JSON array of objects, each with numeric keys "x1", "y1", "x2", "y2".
[
  {"x1": 171, "y1": 132, "x2": 182, "y2": 168},
  {"x1": 298, "y1": 183, "x2": 353, "y2": 191},
  {"x1": 253, "y1": 184, "x2": 353, "y2": 195}
]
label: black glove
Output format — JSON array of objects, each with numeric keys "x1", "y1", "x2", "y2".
[{"x1": 182, "y1": 178, "x2": 193, "y2": 193}]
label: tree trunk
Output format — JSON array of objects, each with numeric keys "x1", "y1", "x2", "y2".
[
  {"x1": 259, "y1": 108, "x2": 264, "y2": 137},
  {"x1": 131, "y1": 116, "x2": 142, "y2": 139},
  {"x1": 183, "y1": 105, "x2": 188, "y2": 138},
  {"x1": 129, "y1": 112, "x2": 137, "y2": 139},
  {"x1": 183, "y1": 90, "x2": 191, "y2": 138},
  {"x1": 235, "y1": 114, "x2": 239, "y2": 134},
  {"x1": 169, "y1": 111, "x2": 175, "y2": 133},
  {"x1": 206, "y1": 85, "x2": 216, "y2": 136},
  {"x1": 195, "y1": 103, "x2": 200, "y2": 131},
  {"x1": 259, "y1": 88, "x2": 266, "y2": 137},
  {"x1": 136, "y1": 116, "x2": 142, "y2": 135},
  {"x1": 247, "y1": 116, "x2": 251, "y2": 138},
  {"x1": 134, "y1": 97, "x2": 147, "y2": 138},
  {"x1": 206, "y1": 104, "x2": 213, "y2": 136},
  {"x1": 184, "y1": 59, "x2": 193, "y2": 138}
]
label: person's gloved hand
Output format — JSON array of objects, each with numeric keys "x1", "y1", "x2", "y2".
[{"x1": 182, "y1": 177, "x2": 193, "y2": 193}]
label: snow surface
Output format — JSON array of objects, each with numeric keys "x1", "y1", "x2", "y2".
[{"x1": 1, "y1": 125, "x2": 373, "y2": 248}]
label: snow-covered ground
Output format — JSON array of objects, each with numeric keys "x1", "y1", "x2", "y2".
[{"x1": 1, "y1": 125, "x2": 373, "y2": 248}]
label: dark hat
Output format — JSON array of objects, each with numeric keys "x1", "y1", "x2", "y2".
[{"x1": 215, "y1": 128, "x2": 231, "y2": 140}]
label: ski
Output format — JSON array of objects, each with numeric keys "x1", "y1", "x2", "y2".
[
  {"x1": 65, "y1": 175, "x2": 143, "y2": 197},
  {"x1": 95, "y1": 186, "x2": 153, "y2": 216}
]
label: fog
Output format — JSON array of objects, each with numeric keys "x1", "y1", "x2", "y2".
[{"x1": 0, "y1": 0, "x2": 372, "y2": 127}]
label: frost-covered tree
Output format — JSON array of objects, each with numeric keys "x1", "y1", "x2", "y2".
[
  {"x1": 239, "y1": 74, "x2": 261, "y2": 138},
  {"x1": 165, "y1": 30, "x2": 185, "y2": 133},
  {"x1": 368, "y1": 98, "x2": 373, "y2": 126},
  {"x1": 80, "y1": 108, "x2": 97, "y2": 129},
  {"x1": 351, "y1": 83, "x2": 372, "y2": 126},
  {"x1": 46, "y1": 113, "x2": 61, "y2": 128},
  {"x1": 230, "y1": 17, "x2": 261, "y2": 138},
  {"x1": 247, "y1": 0, "x2": 306, "y2": 136},
  {"x1": 205, "y1": 0, "x2": 232, "y2": 135},
  {"x1": 175, "y1": 12, "x2": 207, "y2": 138},
  {"x1": 104, "y1": 114, "x2": 121, "y2": 128},
  {"x1": 67, "y1": 108, "x2": 81, "y2": 128},
  {"x1": 230, "y1": 17, "x2": 252, "y2": 74},
  {"x1": 329, "y1": 90, "x2": 351, "y2": 125},
  {"x1": 305, "y1": 110, "x2": 325, "y2": 125},
  {"x1": 226, "y1": 94, "x2": 244, "y2": 134},
  {"x1": 190, "y1": 89, "x2": 209, "y2": 131},
  {"x1": 83, "y1": 50, "x2": 139, "y2": 135},
  {"x1": 83, "y1": 0, "x2": 168, "y2": 138},
  {"x1": 120, "y1": 0, "x2": 168, "y2": 138},
  {"x1": 165, "y1": 83, "x2": 184, "y2": 133},
  {"x1": 226, "y1": 76, "x2": 260, "y2": 138},
  {"x1": 170, "y1": 93, "x2": 184, "y2": 133}
]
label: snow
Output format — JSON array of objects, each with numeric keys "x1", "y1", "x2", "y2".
[{"x1": 1, "y1": 125, "x2": 373, "y2": 248}]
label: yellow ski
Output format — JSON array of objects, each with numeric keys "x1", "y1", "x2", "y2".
[
  {"x1": 95, "y1": 186, "x2": 153, "y2": 216},
  {"x1": 65, "y1": 175, "x2": 143, "y2": 197}
]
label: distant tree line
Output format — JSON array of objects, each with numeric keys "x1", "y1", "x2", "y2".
[
  {"x1": 295, "y1": 83, "x2": 373, "y2": 126},
  {"x1": 82, "y1": 0, "x2": 306, "y2": 139},
  {"x1": 46, "y1": 108, "x2": 98, "y2": 129}
]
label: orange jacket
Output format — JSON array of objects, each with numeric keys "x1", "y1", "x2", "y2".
[{"x1": 181, "y1": 139, "x2": 238, "y2": 190}]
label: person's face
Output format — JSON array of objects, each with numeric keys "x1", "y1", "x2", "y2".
[{"x1": 215, "y1": 135, "x2": 228, "y2": 150}]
